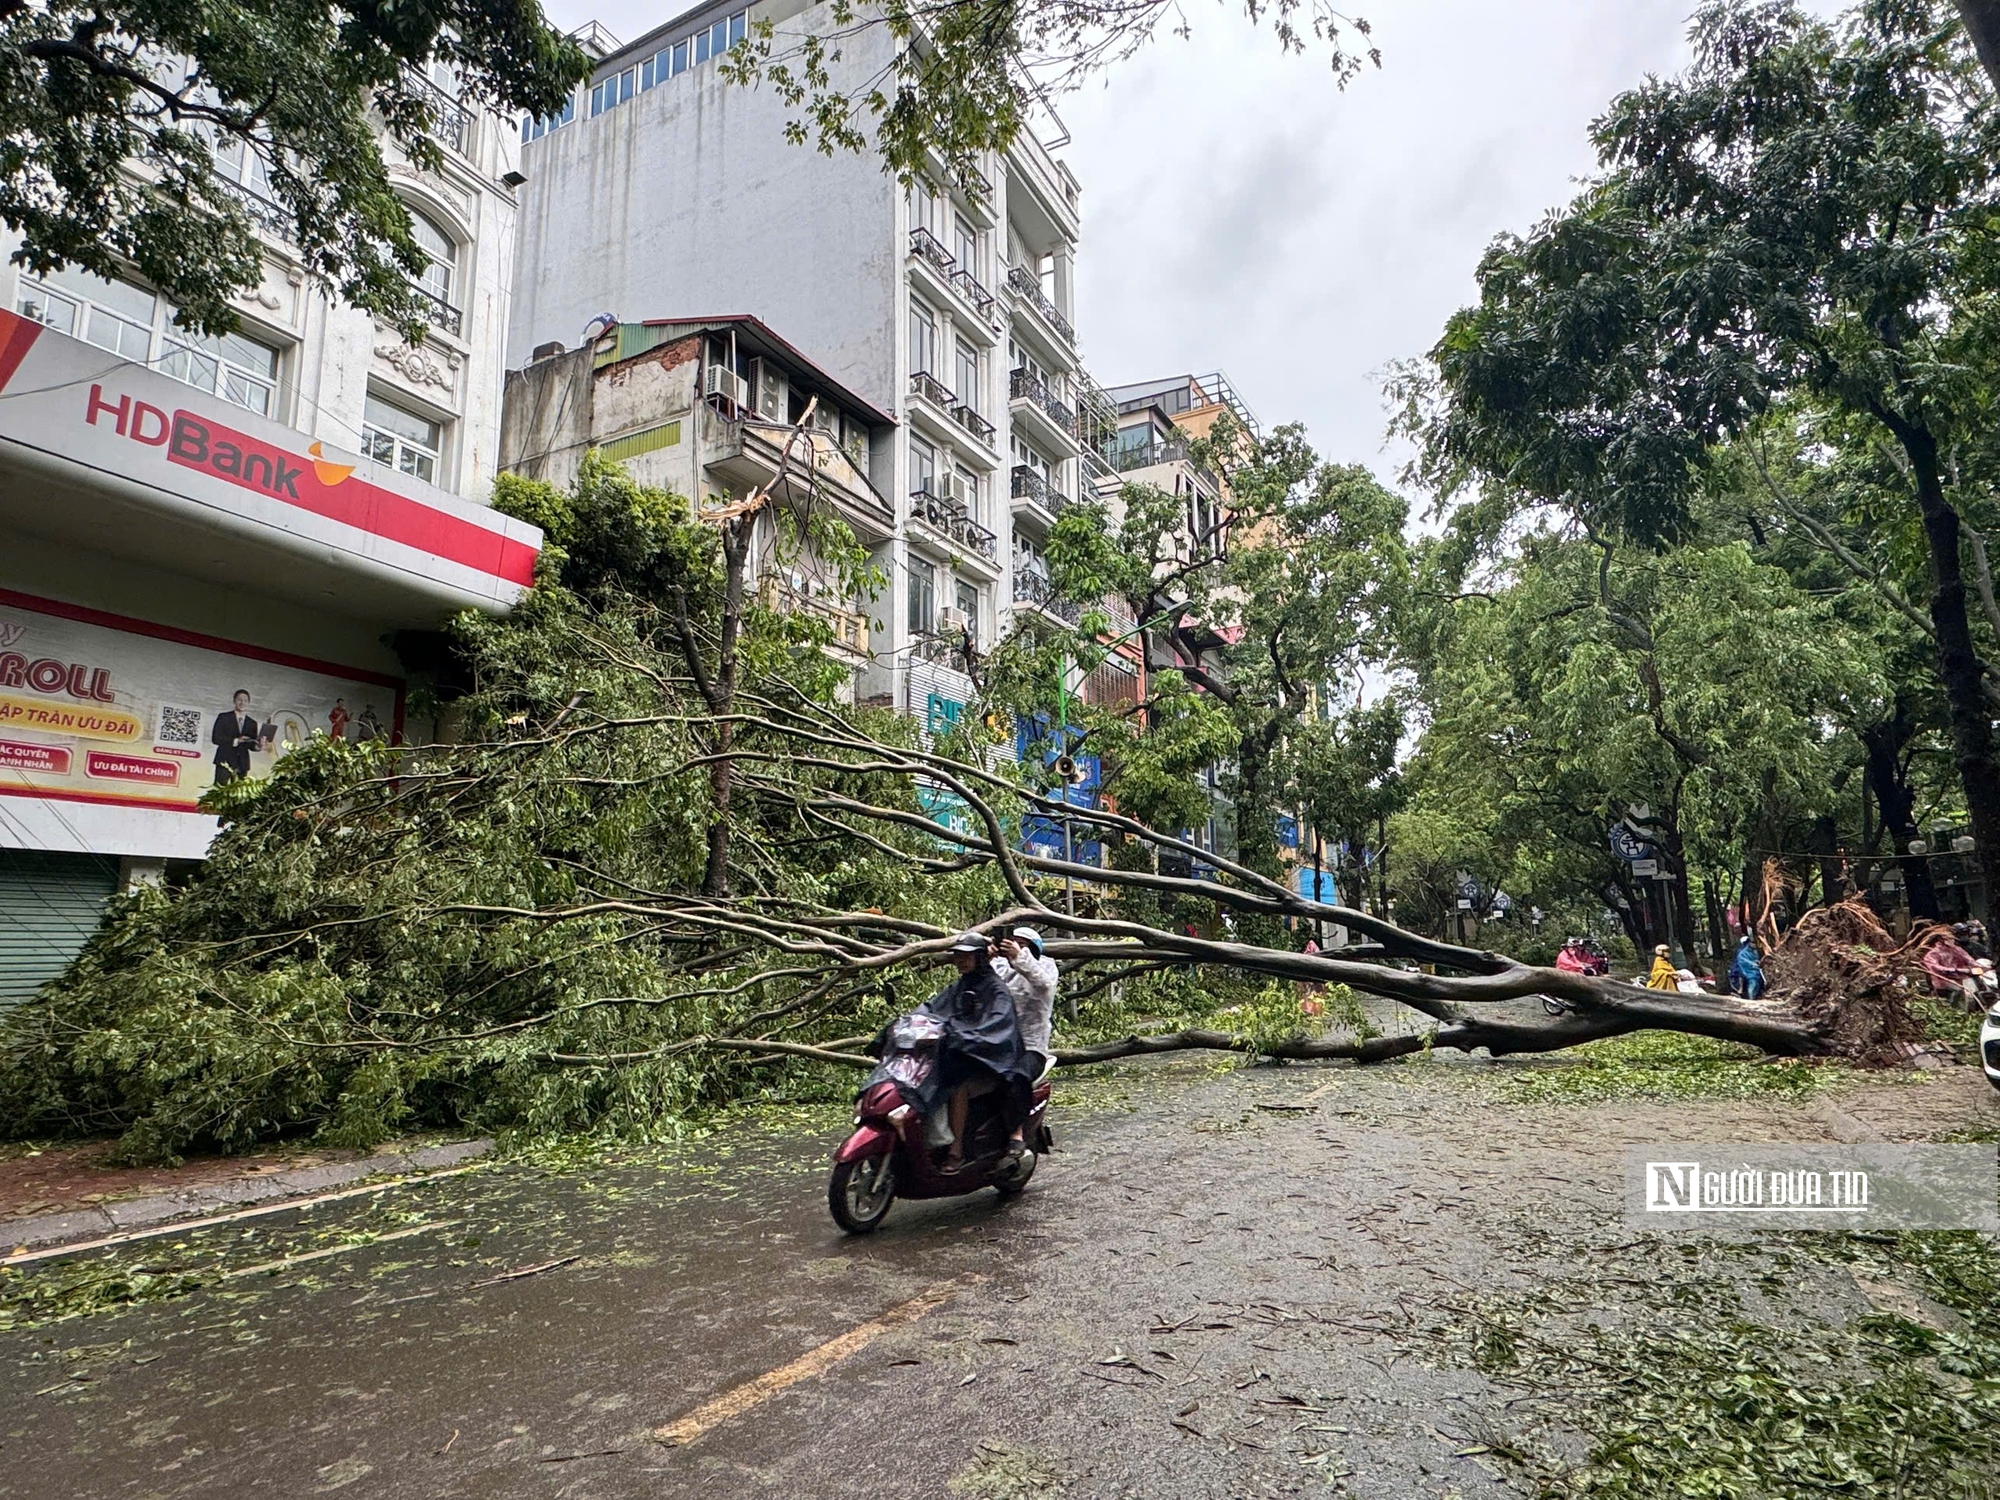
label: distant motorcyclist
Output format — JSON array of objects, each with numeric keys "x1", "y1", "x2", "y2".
[
  {"x1": 1729, "y1": 934, "x2": 1766, "y2": 999},
  {"x1": 924, "y1": 932, "x2": 1033, "y2": 1167},
  {"x1": 1646, "y1": 944, "x2": 1678, "y2": 990}
]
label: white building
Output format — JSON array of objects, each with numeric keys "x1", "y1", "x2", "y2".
[
  {"x1": 0, "y1": 78, "x2": 541, "y2": 998},
  {"x1": 507, "y1": 0, "x2": 1104, "y2": 727}
]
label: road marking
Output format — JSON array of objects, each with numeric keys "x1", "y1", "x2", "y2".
[
  {"x1": 651, "y1": 1275, "x2": 981, "y2": 1447},
  {"x1": 2, "y1": 1166, "x2": 484, "y2": 1268}
]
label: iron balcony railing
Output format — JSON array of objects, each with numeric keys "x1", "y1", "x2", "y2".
[
  {"x1": 1009, "y1": 367, "x2": 1075, "y2": 436},
  {"x1": 910, "y1": 487, "x2": 999, "y2": 559},
  {"x1": 908, "y1": 226, "x2": 955, "y2": 278},
  {"x1": 952, "y1": 402, "x2": 996, "y2": 444},
  {"x1": 408, "y1": 282, "x2": 463, "y2": 338},
  {"x1": 1012, "y1": 568, "x2": 1080, "y2": 622},
  {"x1": 403, "y1": 70, "x2": 471, "y2": 155},
  {"x1": 910, "y1": 369, "x2": 955, "y2": 409},
  {"x1": 1006, "y1": 266, "x2": 1075, "y2": 345},
  {"x1": 913, "y1": 630, "x2": 974, "y2": 669},
  {"x1": 213, "y1": 175, "x2": 291, "y2": 238},
  {"x1": 951, "y1": 267, "x2": 996, "y2": 319},
  {"x1": 1010, "y1": 465, "x2": 1066, "y2": 515}
]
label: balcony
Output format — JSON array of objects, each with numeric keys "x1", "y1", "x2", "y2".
[
  {"x1": 1010, "y1": 465, "x2": 1066, "y2": 517},
  {"x1": 910, "y1": 369, "x2": 956, "y2": 410},
  {"x1": 1106, "y1": 435, "x2": 1221, "y2": 493},
  {"x1": 1012, "y1": 567, "x2": 1080, "y2": 623},
  {"x1": 213, "y1": 175, "x2": 291, "y2": 239},
  {"x1": 909, "y1": 226, "x2": 955, "y2": 279},
  {"x1": 952, "y1": 402, "x2": 996, "y2": 445},
  {"x1": 910, "y1": 487, "x2": 999, "y2": 561},
  {"x1": 1006, "y1": 266, "x2": 1074, "y2": 346},
  {"x1": 1009, "y1": 365, "x2": 1076, "y2": 429},
  {"x1": 408, "y1": 283, "x2": 463, "y2": 339},
  {"x1": 404, "y1": 70, "x2": 471, "y2": 155},
  {"x1": 950, "y1": 268, "x2": 996, "y2": 320},
  {"x1": 758, "y1": 575, "x2": 870, "y2": 656},
  {"x1": 913, "y1": 630, "x2": 975, "y2": 670},
  {"x1": 702, "y1": 405, "x2": 895, "y2": 542}
]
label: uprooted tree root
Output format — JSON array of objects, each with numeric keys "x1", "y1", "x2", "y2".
[{"x1": 1762, "y1": 899, "x2": 1943, "y2": 1066}]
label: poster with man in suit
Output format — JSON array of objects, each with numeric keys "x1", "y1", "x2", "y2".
[{"x1": 210, "y1": 690, "x2": 265, "y2": 784}]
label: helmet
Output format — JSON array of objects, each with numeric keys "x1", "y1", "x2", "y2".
[
  {"x1": 1011, "y1": 926, "x2": 1045, "y2": 956},
  {"x1": 948, "y1": 931, "x2": 989, "y2": 953}
]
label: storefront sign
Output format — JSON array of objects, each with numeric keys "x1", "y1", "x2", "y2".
[
  {"x1": 0, "y1": 310, "x2": 540, "y2": 609},
  {"x1": 0, "y1": 590, "x2": 401, "y2": 816}
]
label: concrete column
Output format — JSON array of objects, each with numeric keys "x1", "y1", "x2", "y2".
[{"x1": 118, "y1": 856, "x2": 167, "y2": 892}]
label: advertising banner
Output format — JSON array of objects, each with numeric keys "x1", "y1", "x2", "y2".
[{"x1": 0, "y1": 590, "x2": 401, "y2": 816}]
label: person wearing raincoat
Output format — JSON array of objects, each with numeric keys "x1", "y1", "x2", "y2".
[
  {"x1": 1647, "y1": 944, "x2": 1678, "y2": 990},
  {"x1": 1729, "y1": 935, "x2": 1767, "y2": 999}
]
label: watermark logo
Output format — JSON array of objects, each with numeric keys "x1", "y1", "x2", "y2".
[
  {"x1": 1645, "y1": 1160, "x2": 1871, "y2": 1214},
  {"x1": 1623, "y1": 1146, "x2": 1995, "y2": 1231}
]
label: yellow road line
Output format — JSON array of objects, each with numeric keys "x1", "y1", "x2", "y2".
[{"x1": 651, "y1": 1275, "x2": 980, "y2": 1447}]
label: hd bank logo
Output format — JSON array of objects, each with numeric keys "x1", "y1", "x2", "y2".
[{"x1": 1645, "y1": 1160, "x2": 1870, "y2": 1214}]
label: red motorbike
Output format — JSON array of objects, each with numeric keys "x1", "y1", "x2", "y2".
[{"x1": 828, "y1": 1012, "x2": 1054, "y2": 1234}]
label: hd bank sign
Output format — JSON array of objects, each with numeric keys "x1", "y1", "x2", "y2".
[
  {"x1": 1645, "y1": 1160, "x2": 1870, "y2": 1215},
  {"x1": 1622, "y1": 1146, "x2": 1996, "y2": 1232}
]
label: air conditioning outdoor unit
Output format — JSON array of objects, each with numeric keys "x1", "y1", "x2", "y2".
[
  {"x1": 750, "y1": 358, "x2": 787, "y2": 420},
  {"x1": 809, "y1": 403, "x2": 839, "y2": 437},
  {"x1": 937, "y1": 606, "x2": 970, "y2": 634},
  {"x1": 705, "y1": 364, "x2": 750, "y2": 409},
  {"x1": 939, "y1": 472, "x2": 970, "y2": 508}
]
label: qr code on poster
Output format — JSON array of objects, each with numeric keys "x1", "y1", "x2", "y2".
[{"x1": 157, "y1": 704, "x2": 203, "y2": 750}]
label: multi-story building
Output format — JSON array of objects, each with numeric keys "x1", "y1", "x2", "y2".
[
  {"x1": 498, "y1": 314, "x2": 895, "y2": 672},
  {"x1": 506, "y1": 0, "x2": 1099, "y2": 733},
  {"x1": 0, "y1": 76, "x2": 541, "y2": 997}
]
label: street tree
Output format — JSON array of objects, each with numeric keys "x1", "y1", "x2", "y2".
[
  {"x1": 1400, "y1": 0, "x2": 2000, "y2": 912},
  {"x1": 0, "y1": 0, "x2": 588, "y2": 338}
]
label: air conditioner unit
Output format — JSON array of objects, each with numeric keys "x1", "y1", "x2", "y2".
[
  {"x1": 705, "y1": 364, "x2": 750, "y2": 409},
  {"x1": 750, "y1": 358, "x2": 787, "y2": 420},
  {"x1": 939, "y1": 471, "x2": 970, "y2": 507},
  {"x1": 937, "y1": 605, "x2": 970, "y2": 634},
  {"x1": 809, "y1": 403, "x2": 839, "y2": 437}
]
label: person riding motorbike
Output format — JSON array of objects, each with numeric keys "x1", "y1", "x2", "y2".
[
  {"x1": 923, "y1": 932, "x2": 1035, "y2": 1168},
  {"x1": 1646, "y1": 944, "x2": 1678, "y2": 990},
  {"x1": 991, "y1": 926, "x2": 1058, "y2": 1151}
]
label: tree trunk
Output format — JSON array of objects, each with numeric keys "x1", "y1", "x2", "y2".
[
  {"x1": 1862, "y1": 703, "x2": 1942, "y2": 920},
  {"x1": 1957, "y1": 1, "x2": 2000, "y2": 93},
  {"x1": 702, "y1": 520, "x2": 752, "y2": 897},
  {"x1": 1903, "y1": 429, "x2": 2000, "y2": 909}
]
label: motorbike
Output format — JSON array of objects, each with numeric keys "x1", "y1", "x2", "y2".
[
  {"x1": 827, "y1": 1012, "x2": 1054, "y2": 1234},
  {"x1": 1542, "y1": 937, "x2": 1611, "y2": 1015},
  {"x1": 1981, "y1": 996, "x2": 2000, "y2": 1094}
]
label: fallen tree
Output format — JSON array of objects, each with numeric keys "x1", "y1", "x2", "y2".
[{"x1": 0, "y1": 463, "x2": 1882, "y2": 1161}]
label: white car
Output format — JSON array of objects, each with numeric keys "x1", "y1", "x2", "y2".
[{"x1": 1983, "y1": 998, "x2": 2000, "y2": 1093}]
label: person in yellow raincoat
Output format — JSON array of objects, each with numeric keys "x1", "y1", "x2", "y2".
[{"x1": 1646, "y1": 944, "x2": 1678, "y2": 989}]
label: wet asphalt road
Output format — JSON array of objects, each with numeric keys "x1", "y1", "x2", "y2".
[{"x1": 5, "y1": 1055, "x2": 1980, "y2": 1499}]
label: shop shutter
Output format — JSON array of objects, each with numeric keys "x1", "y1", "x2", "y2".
[{"x1": 0, "y1": 850, "x2": 119, "y2": 1005}]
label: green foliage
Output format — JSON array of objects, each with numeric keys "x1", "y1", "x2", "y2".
[
  {"x1": 0, "y1": 460, "x2": 995, "y2": 1162},
  {"x1": 1503, "y1": 1031, "x2": 1846, "y2": 1106},
  {"x1": 0, "y1": 0, "x2": 589, "y2": 339}
]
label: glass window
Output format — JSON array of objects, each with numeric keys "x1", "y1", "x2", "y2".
[
  {"x1": 710, "y1": 20, "x2": 728, "y2": 55},
  {"x1": 908, "y1": 560, "x2": 936, "y2": 634},
  {"x1": 673, "y1": 41, "x2": 687, "y2": 73},
  {"x1": 730, "y1": 10, "x2": 746, "y2": 44},
  {"x1": 407, "y1": 209, "x2": 455, "y2": 305},
  {"x1": 954, "y1": 215, "x2": 977, "y2": 275},
  {"x1": 642, "y1": 56, "x2": 656, "y2": 89},
  {"x1": 955, "y1": 581, "x2": 979, "y2": 642},
  {"x1": 913, "y1": 179, "x2": 936, "y2": 237},
  {"x1": 18, "y1": 270, "x2": 281, "y2": 415},
  {"x1": 955, "y1": 341, "x2": 979, "y2": 410},
  {"x1": 910, "y1": 302, "x2": 936, "y2": 379},
  {"x1": 618, "y1": 69, "x2": 634, "y2": 103},
  {"x1": 911, "y1": 437, "x2": 936, "y2": 496},
  {"x1": 361, "y1": 394, "x2": 443, "y2": 484},
  {"x1": 590, "y1": 81, "x2": 606, "y2": 116},
  {"x1": 694, "y1": 30, "x2": 709, "y2": 63}
]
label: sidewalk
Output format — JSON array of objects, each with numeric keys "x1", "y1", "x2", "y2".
[{"x1": 2, "y1": 1137, "x2": 493, "y2": 1259}]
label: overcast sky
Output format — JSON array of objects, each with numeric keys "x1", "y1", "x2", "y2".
[{"x1": 538, "y1": 1, "x2": 1834, "y2": 479}]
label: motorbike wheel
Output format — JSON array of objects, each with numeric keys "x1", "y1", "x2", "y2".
[
  {"x1": 828, "y1": 1153, "x2": 896, "y2": 1234},
  {"x1": 992, "y1": 1148, "x2": 1037, "y2": 1198}
]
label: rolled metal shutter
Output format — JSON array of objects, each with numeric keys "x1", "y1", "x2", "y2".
[{"x1": 0, "y1": 850, "x2": 120, "y2": 1004}]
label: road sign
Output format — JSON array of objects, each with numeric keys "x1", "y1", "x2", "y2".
[{"x1": 1630, "y1": 858, "x2": 1659, "y2": 878}]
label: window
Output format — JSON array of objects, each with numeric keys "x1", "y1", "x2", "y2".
[
  {"x1": 911, "y1": 437, "x2": 937, "y2": 496},
  {"x1": 913, "y1": 179, "x2": 938, "y2": 237},
  {"x1": 362, "y1": 394, "x2": 443, "y2": 483},
  {"x1": 521, "y1": 95, "x2": 575, "y2": 141},
  {"x1": 406, "y1": 209, "x2": 456, "y2": 308},
  {"x1": 954, "y1": 215, "x2": 978, "y2": 278},
  {"x1": 908, "y1": 559, "x2": 937, "y2": 634},
  {"x1": 673, "y1": 40, "x2": 688, "y2": 73},
  {"x1": 589, "y1": 68, "x2": 634, "y2": 117},
  {"x1": 955, "y1": 340, "x2": 979, "y2": 412},
  {"x1": 1012, "y1": 435, "x2": 1052, "y2": 481},
  {"x1": 910, "y1": 302, "x2": 937, "y2": 379},
  {"x1": 955, "y1": 581, "x2": 980, "y2": 643},
  {"x1": 16, "y1": 269, "x2": 280, "y2": 416}
]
